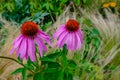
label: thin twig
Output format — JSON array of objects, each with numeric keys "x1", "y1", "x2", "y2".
[
  {"x1": 0, "y1": 56, "x2": 34, "y2": 73},
  {"x1": 49, "y1": 10, "x2": 55, "y2": 22}
]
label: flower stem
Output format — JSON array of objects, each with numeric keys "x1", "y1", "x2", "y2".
[{"x1": 0, "y1": 56, "x2": 34, "y2": 73}]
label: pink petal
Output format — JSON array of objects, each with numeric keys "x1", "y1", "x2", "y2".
[
  {"x1": 19, "y1": 37, "x2": 27, "y2": 59},
  {"x1": 56, "y1": 31, "x2": 68, "y2": 48},
  {"x1": 13, "y1": 34, "x2": 23, "y2": 48},
  {"x1": 78, "y1": 29, "x2": 83, "y2": 43},
  {"x1": 25, "y1": 54, "x2": 28, "y2": 61},
  {"x1": 38, "y1": 30, "x2": 52, "y2": 47},
  {"x1": 35, "y1": 36, "x2": 47, "y2": 57},
  {"x1": 16, "y1": 47, "x2": 20, "y2": 56},
  {"x1": 36, "y1": 36, "x2": 47, "y2": 51},
  {"x1": 25, "y1": 39, "x2": 28, "y2": 61},
  {"x1": 76, "y1": 32, "x2": 82, "y2": 50},
  {"x1": 66, "y1": 33, "x2": 73, "y2": 50},
  {"x1": 71, "y1": 33, "x2": 77, "y2": 51},
  {"x1": 74, "y1": 33, "x2": 78, "y2": 50},
  {"x1": 10, "y1": 48, "x2": 16, "y2": 55},
  {"x1": 28, "y1": 38, "x2": 36, "y2": 61},
  {"x1": 53, "y1": 24, "x2": 66, "y2": 38},
  {"x1": 10, "y1": 35, "x2": 23, "y2": 54}
]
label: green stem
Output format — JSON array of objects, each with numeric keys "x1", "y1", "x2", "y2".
[{"x1": 0, "y1": 56, "x2": 34, "y2": 73}]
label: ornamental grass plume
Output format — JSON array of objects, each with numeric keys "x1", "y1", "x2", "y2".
[
  {"x1": 53, "y1": 19, "x2": 83, "y2": 51},
  {"x1": 10, "y1": 21, "x2": 52, "y2": 61}
]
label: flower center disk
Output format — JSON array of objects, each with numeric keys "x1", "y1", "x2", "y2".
[
  {"x1": 66, "y1": 19, "x2": 79, "y2": 32},
  {"x1": 21, "y1": 21, "x2": 39, "y2": 36}
]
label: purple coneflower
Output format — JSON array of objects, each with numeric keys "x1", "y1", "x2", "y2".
[
  {"x1": 53, "y1": 19, "x2": 83, "y2": 51},
  {"x1": 10, "y1": 21, "x2": 52, "y2": 61}
]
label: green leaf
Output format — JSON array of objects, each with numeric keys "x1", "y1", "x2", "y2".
[
  {"x1": 11, "y1": 68, "x2": 23, "y2": 75},
  {"x1": 46, "y1": 3, "x2": 50, "y2": 10},
  {"x1": 42, "y1": 21, "x2": 52, "y2": 30},
  {"x1": 41, "y1": 57, "x2": 56, "y2": 62},
  {"x1": 83, "y1": 18, "x2": 92, "y2": 26},
  {"x1": 83, "y1": 0, "x2": 87, "y2": 3},
  {"x1": 68, "y1": 60, "x2": 76, "y2": 69},
  {"x1": 22, "y1": 68, "x2": 27, "y2": 80},
  {"x1": 62, "y1": 45, "x2": 68, "y2": 55},
  {"x1": 93, "y1": 38, "x2": 100, "y2": 47},
  {"x1": 45, "y1": 68, "x2": 58, "y2": 73},
  {"x1": 46, "y1": 52, "x2": 61, "y2": 59},
  {"x1": 21, "y1": 17, "x2": 32, "y2": 24},
  {"x1": 25, "y1": 64, "x2": 34, "y2": 71},
  {"x1": 77, "y1": 0, "x2": 81, "y2": 5},
  {"x1": 17, "y1": 56, "x2": 23, "y2": 63},
  {"x1": 41, "y1": 51, "x2": 61, "y2": 63},
  {"x1": 25, "y1": 59, "x2": 34, "y2": 70},
  {"x1": 50, "y1": 4, "x2": 54, "y2": 10},
  {"x1": 33, "y1": 72, "x2": 44, "y2": 80},
  {"x1": 58, "y1": 70, "x2": 64, "y2": 80},
  {"x1": 47, "y1": 62, "x2": 60, "y2": 68},
  {"x1": 92, "y1": 28, "x2": 100, "y2": 35},
  {"x1": 32, "y1": 12, "x2": 49, "y2": 24}
]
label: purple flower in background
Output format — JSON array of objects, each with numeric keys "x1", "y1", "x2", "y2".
[
  {"x1": 53, "y1": 19, "x2": 83, "y2": 51},
  {"x1": 10, "y1": 21, "x2": 52, "y2": 61}
]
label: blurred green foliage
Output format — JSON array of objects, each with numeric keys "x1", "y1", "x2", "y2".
[{"x1": 0, "y1": 0, "x2": 96, "y2": 25}]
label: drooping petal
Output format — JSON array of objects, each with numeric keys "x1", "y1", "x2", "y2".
[
  {"x1": 28, "y1": 38, "x2": 36, "y2": 61},
  {"x1": 10, "y1": 35, "x2": 23, "y2": 54},
  {"x1": 18, "y1": 37, "x2": 27, "y2": 59},
  {"x1": 56, "y1": 31, "x2": 68, "y2": 48},
  {"x1": 25, "y1": 53, "x2": 28, "y2": 61},
  {"x1": 66, "y1": 33, "x2": 73, "y2": 50},
  {"x1": 10, "y1": 48, "x2": 16, "y2": 55},
  {"x1": 37, "y1": 36, "x2": 47, "y2": 51},
  {"x1": 53, "y1": 24, "x2": 66, "y2": 38},
  {"x1": 74, "y1": 32, "x2": 78, "y2": 50},
  {"x1": 77, "y1": 29, "x2": 83, "y2": 43},
  {"x1": 76, "y1": 32, "x2": 82, "y2": 50},
  {"x1": 13, "y1": 34, "x2": 23, "y2": 48},
  {"x1": 71, "y1": 33, "x2": 77, "y2": 51},
  {"x1": 38, "y1": 30, "x2": 52, "y2": 47},
  {"x1": 35, "y1": 36, "x2": 47, "y2": 57},
  {"x1": 25, "y1": 38, "x2": 28, "y2": 60}
]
